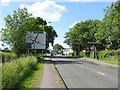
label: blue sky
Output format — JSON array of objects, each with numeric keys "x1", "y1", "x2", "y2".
[{"x1": 0, "y1": 0, "x2": 115, "y2": 49}]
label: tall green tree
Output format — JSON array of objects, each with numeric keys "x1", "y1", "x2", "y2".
[
  {"x1": 53, "y1": 44, "x2": 64, "y2": 51},
  {"x1": 1, "y1": 8, "x2": 31, "y2": 57},
  {"x1": 44, "y1": 26, "x2": 58, "y2": 48},
  {"x1": 64, "y1": 19, "x2": 101, "y2": 52},
  {"x1": 95, "y1": 1, "x2": 120, "y2": 50},
  {"x1": 64, "y1": 1, "x2": 120, "y2": 51},
  {"x1": 1, "y1": 8, "x2": 57, "y2": 57}
]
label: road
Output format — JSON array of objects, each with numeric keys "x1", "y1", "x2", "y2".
[{"x1": 52, "y1": 56, "x2": 118, "y2": 88}]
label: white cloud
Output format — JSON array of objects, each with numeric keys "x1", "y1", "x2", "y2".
[
  {"x1": 69, "y1": 21, "x2": 79, "y2": 28},
  {"x1": 0, "y1": 0, "x2": 11, "y2": 6},
  {"x1": 20, "y1": 0, "x2": 67, "y2": 22}
]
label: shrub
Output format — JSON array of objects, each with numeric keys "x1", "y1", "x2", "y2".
[
  {"x1": 80, "y1": 51, "x2": 90, "y2": 57},
  {"x1": 2, "y1": 56, "x2": 37, "y2": 88},
  {"x1": 0, "y1": 52, "x2": 17, "y2": 62},
  {"x1": 97, "y1": 50, "x2": 120, "y2": 59},
  {"x1": 79, "y1": 52, "x2": 86, "y2": 57},
  {"x1": 68, "y1": 52, "x2": 73, "y2": 56}
]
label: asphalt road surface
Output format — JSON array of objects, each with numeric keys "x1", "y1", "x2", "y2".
[{"x1": 52, "y1": 56, "x2": 118, "y2": 88}]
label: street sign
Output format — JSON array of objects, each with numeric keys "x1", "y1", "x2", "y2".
[{"x1": 26, "y1": 31, "x2": 46, "y2": 49}]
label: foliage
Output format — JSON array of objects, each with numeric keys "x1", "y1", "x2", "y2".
[
  {"x1": 2, "y1": 56, "x2": 37, "y2": 88},
  {"x1": 78, "y1": 50, "x2": 119, "y2": 65},
  {"x1": 44, "y1": 26, "x2": 58, "y2": 48},
  {"x1": 1, "y1": 8, "x2": 31, "y2": 57},
  {"x1": 64, "y1": 20, "x2": 101, "y2": 52},
  {"x1": 1, "y1": 52, "x2": 17, "y2": 62},
  {"x1": 57, "y1": 51, "x2": 63, "y2": 54},
  {"x1": 53, "y1": 44, "x2": 64, "y2": 51},
  {"x1": 80, "y1": 51, "x2": 90, "y2": 58},
  {"x1": 64, "y1": 1, "x2": 120, "y2": 51},
  {"x1": 1, "y1": 8, "x2": 57, "y2": 57},
  {"x1": 80, "y1": 50, "x2": 119, "y2": 60},
  {"x1": 0, "y1": 63, "x2": 2, "y2": 90},
  {"x1": 97, "y1": 50, "x2": 120, "y2": 59},
  {"x1": 68, "y1": 52, "x2": 79, "y2": 57},
  {"x1": 68, "y1": 52, "x2": 73, "y2": 56},
  {"x1": 17, "y1": 61, "x2": 43, "y2": 88},
  {"x1": 95, "y1": 1, "x2": 120, "y2": 50}
]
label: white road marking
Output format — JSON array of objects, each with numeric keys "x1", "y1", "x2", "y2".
[{"x1": 97, "y1": 72, "x2": 105, "y2": 75}]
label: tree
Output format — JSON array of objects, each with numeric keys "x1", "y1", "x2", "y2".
[
  {"x1": 95, "y1": 1, "x2": 120, "y2": 50},
  {"x1": 53, "y1": 44, "x2": 64, "y2": 51},
  {"x1": 44, "y1": 26, "x2": 58, "y2": 48},
  {"x1": 64, "y1": 19, "x2": 101, "y2": 52},
  {"x1": 1, "y1": 8, "x2": 58, "y2": 57},
  {"x1": 1, "y1": 8, "x2": 31, "y2": 57},
  {"x1": 64, "y1": 1, "x2": 120, "y2": 51}
]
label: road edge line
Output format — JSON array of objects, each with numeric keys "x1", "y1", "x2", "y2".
[{"x1": 53, "y1": 63, "x2": 68, "y2": 90}]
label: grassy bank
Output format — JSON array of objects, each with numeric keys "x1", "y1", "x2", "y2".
[
  {"x1": 19, "y1": 61, "x2": 43, "y2": 88},
  {"x1": 0, "y1": 63, "x2": 2, "y2": 90},
  {"x1": 2, "y1": 56, "x2": 43, "y2": 88},
  {"x1": 77, "y1": 50, "x2": 120, "y2": 65},
  {"x1": 98, "y1": 58, "x2": 119, "y2": 65}
]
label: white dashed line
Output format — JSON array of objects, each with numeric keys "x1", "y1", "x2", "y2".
[{"x1": 97, "y1": 72, "x2": 105, "y2": 75}]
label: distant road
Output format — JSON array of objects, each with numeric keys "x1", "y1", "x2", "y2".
[{"x1": 52, "y1": 56, "x2": 118, "y2": 88}]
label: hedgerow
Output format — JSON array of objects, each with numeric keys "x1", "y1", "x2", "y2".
[
  {"x1": 80, "y1": 51, "x2": 90, "y2": 57},
  {"x1": 79, "y1": 50, "x2": 119, "y2": 59},
  {"x1": 0, "y1": 52, "x2": 17, "y2": 62},
  {"x1": 2, "y1": 56, "x2": 37, "y2": 88},
  {"x1": 97, "y1": 50, "x2": 120, "y2": 59}
]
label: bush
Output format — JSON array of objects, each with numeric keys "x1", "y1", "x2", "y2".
[
  {"x1": 97, "y1": 50, "x2": 120, "y2": 59},
  {"x1": 80, "y1": 51, "x2": 90, "y2": 57},
  {"x1": 2, "y1": 56, "x2": 37, "y2": 88},
  {"x1": 69, "y1": 52, "x2": 77, "y2": 56},
  {"x1": 0, "y1": 52, "x2": 17, "y2": 62},
  {"x1": 68, "y1": 52, "x2": 73, "y2": 56},
  {"x1": 79, "y1": 52, "x2": 86, "y2": 57}
]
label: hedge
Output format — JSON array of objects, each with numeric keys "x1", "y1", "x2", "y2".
[
  {"x1": 0, "y1": 52, "x2": 17, "y2": 62},
  {"x1": 97, "y1": 50, "x2": 120, "y2": 59},
  {"x1": 79, "y1": 50, "x2": 119, "y2": 59},
  {"x1": 79, "y1": 51, "x2": 90, "y2": 57},
  {"x1": 2, "y1": 56, "x2": 37, "y2": 88}
]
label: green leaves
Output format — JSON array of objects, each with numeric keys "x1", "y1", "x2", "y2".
[
  {"x1": 64, "y1": 2, "x2": 120, "y2": 51},
  {"x1": 97, "y1": 1, "x2": 120, "y2": 49},
  {"x1": 1, "y1": 8, "x2": 57, "y2": 56},
  {"x1": 64, "y1": 20, "x2": 101, "y2": 51},
  {"x1": 53, "y1": 44, "x2": 64, "y2": 51},
  {"x1": 2, "y1": 57, "x2": 37, "y2": 88}
]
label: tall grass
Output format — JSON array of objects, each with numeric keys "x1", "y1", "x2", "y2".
[
  {"x1": 2, "y1": 56, "x2": 37, "y2": 88},
  {"x1": 0, "y1": 63, "x2": 2, "y2": 90},
  {"x1": 0, "y1": 52, "x2": 17, "y2": 62},
  {"x1": 19, "y1": 62, "x2": 43, "y2": 88}
]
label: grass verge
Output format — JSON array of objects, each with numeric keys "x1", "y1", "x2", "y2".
[
  {"x1": 98, "y1": 58, "x2": 119, "y2": 65},
  {"x1": 2, "y1": 56, "x2": 37, "y2": 88},
  {"x1": 2, "y1": 56, "x2": 44, "y2": 88},
  {"x1": 18, "y1": 61, "x2": 43, "y2": 88},
  {"x1": 81, "y1": 57, "x2": 119, "y2": 65}
]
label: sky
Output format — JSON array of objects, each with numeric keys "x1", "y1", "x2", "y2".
[{"x1": 0, "y1": 0, "x2": 116, "y2": 49}]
